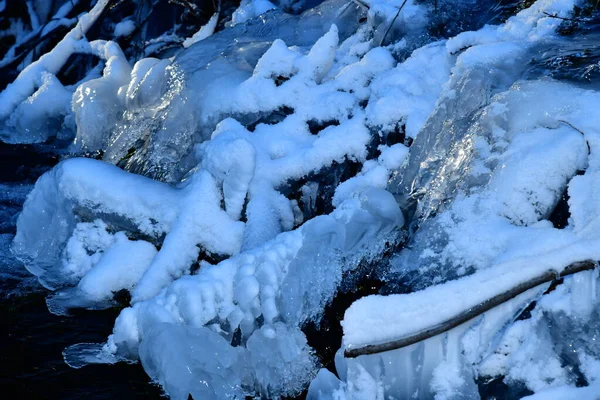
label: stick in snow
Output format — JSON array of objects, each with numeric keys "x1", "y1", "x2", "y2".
[{"x1": 344, "y1": 260, "x2": 597, "y2": 358}]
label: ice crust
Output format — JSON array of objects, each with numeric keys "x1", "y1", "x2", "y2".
[{"x1": 7, "y1": 0, "x2": 600, "y2": 398}]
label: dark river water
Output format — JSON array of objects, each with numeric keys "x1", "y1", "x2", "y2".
[{"x1": 0, "y1": 142, "x2": 163, "y2": 399}]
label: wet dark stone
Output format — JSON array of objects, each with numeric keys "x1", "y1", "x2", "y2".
[
  {"x1": 246, "y1": 106, "x2": 295, "y2": 132},
  {"x1": 548, "y1": 190, "x2": 571, "y2": 229},
  {"x1": 477, "y1": 376, "x2": 534, "y2": 400},
  {"x1": 307, "y1": 119, "x2": 340, "y2": 135},
  {"x1": 548, "y1": 169, "x2": 585, "y2": 229}
]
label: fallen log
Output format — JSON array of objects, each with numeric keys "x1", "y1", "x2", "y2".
[{"x1": 344, "y1": 260, "x2": 597, "y2": 358}]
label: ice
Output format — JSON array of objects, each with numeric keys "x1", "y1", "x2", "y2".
[
  {"x1": 388, "y1": 81, "x2": 589, "y2": 290},
  {"x1": 138, "y1": 323, "x2": 248, "y2": 400},
  {"x1": 12, "y1": 158, "x2": 177, "y2": 289},
  {"x1": 131, "y1": 169, "x2": 244, "y2": 302},
  {"x1": 342, "y1": 262, "x2": 556, "y2": 352},
  {"x1": 336, "y1": 271, "x2": 586, "y2": 398},
  {"x1": 231, "y1": 0, "x2": 277, "y2": 26},
  {"x1": 331, "y1": 1, "x2": 600, "y2": 398},
  {"x1": 307, "y1": 368, "x2": 342, "y2": 400},
  {"x1": 135, "y1": 321, "x2": 316, "y2": 400},
  {"x1": 72, "y1": 41, "x2": 132, "y2": 152},
  {"x1": 365, "y1": 41, "x2": 453, "y2": 138},
  {"x1": 246, "y1": 323, "x2": 317, "y2": 397},
  {"x1": 393, "y1": 0, "x2": 580, "y2": 226},
  {"x1": 13, "y1": 156, "x2": 247, "y2": 301},
  {"x1": 8, "y1": 72, "x2": 72, "y2": 143},
  {"x1": 63, "y1": 342, "x2": 124, "y2": 369},
  {"x1": 473, "y1": 268, "x2": 600, "y2": 394}
]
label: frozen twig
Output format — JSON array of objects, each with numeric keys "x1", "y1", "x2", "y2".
[
  {"x1": 542, "y1": 11, "x2": 585, "y2": 22},
  {"x1": 380, "y1": 0, "x2": 408, "y2": 47}
]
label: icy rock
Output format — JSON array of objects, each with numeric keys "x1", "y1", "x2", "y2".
[{"x1": 12, "y1": 157, "x2": 244, "y2": 301}]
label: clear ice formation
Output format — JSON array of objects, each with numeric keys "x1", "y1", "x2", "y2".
[{"x1": 7, "y1": 0, "x2": 600, "y2": 398}]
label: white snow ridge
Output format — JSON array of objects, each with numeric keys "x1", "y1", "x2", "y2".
[{"x1": 4, "y1": 0, "x2": 600, "y2": 399}]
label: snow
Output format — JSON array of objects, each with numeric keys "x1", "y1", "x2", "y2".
[
  {"x1": 104, "y1": 186, "x2": 401, "y2": 342},
  {"x1": 114, "y1": 20, "x2": 136, "y2": 38},
  {"x1": 182, "y1": 14, "x2": 218, "y2": 48},
  {"x1": 77, "y1": 233, "x2": 157, "y2": 301},
  {"x1": 331, "y1": 0, "x2": 600, "y2": 398},
  {"x1": 73, "y1": 186, "x2": 402, "y2": 398},
  {"x1": 366, "y1": 41, "x2": 453, "y2": 137},
  {"x1": 521, "y1": 384, "x2": 600, "y2": 400},
  {"x1": 13, "y1": 157, "x2": 245, "y2": 299}
]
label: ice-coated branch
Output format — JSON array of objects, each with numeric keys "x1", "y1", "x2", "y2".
[
  {"x1": 344, "y1": 260, "x2": 597, "y2": 358},
  {"x1": 0, "y1": 0, "x2": 110, "y2": 120}
]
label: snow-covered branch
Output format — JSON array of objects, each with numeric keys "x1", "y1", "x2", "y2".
[{"x1": 0, "y1": 0, "x2": 109, "y2": 120}]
